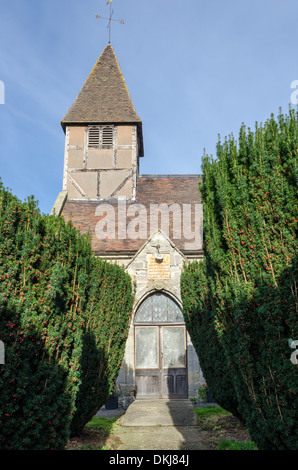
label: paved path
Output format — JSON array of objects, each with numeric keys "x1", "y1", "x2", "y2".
[
  {"x1": 122, "y1": 399, "x2": 198, "y2": 426},
  {"x1": 102, "y1": 399, "x2": 206, "y2": 451}
]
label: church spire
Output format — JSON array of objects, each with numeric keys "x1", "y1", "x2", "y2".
[{"x1": 61, "y1": 44, "x2": 143, "y2": 156}]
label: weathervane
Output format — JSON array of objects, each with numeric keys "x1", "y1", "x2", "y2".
[{"x1": 96, "y1": 0, "x2": 125, "y2": 44}]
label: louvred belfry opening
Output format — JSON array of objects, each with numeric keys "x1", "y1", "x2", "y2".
[
  {"x1": 87, "y1": 126, "x2": 114, "y2": 149},
  {"x1": 88, "y1": 126, "x2": 100, "y2": 148},
  {"x1": 102, "y1": 126, "x2": 113, "y2": 148}
]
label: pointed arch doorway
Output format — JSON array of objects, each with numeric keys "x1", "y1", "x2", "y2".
[{"x1": 134, "y1": 292, "x2": 188, "y2": 399}]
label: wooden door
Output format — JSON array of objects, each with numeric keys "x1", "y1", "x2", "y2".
[
  {"x1": 135, "y1": 325, "x2": 188, "y2": 398},
  {"x1": 160, "y1": 326, "x2": 188, "y2": 398},
  {"x1": 135, "y1": 326, "x2": 160, "y2": 398}
]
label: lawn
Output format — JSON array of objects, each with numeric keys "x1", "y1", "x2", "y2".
[
  {"x1": 65, "y1": 416, "x2": 121, "y2": 450},
  {"x1": 194, "y1": 405, "x2": 257, "y2": 450}
]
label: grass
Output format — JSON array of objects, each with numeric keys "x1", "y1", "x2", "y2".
[
  {"x1": 216, "y1": 439, "x2": 258, "y2": 450},
  {"x1": 194, "y1": 405, "x2": 231, "y2": 421},
  {"x1": 66, "y1": 416, "x2": 119, "y2": 450},
  {"x1": 77, "y1": 444, "x2": 110, "y2": 450},
  {"x1": 85, "y1": 416, "x2": 118, "y2": 436},
  {"x1": 194, "y1": 405, "x2": 257, "y2": 450}
]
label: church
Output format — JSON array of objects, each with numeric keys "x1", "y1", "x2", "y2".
[{"x1": 51, "y1": 43, "x2": 205, "y2": 407}]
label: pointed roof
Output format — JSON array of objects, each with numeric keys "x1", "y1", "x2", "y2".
[{"x1": 61, "y1": 44, "x2": 143, "y2": 154}]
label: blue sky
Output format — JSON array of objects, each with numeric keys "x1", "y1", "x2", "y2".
[{"x1": 0, "y1": 0, "x2": 298, "y2": 214}]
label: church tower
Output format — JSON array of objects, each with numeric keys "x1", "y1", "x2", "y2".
[
  {"x1": 53, "y1": 42, "x2": 203, "y2": 405},
  {"x1": 60, "y1": 44, "x2": 143, "y2": 201}
]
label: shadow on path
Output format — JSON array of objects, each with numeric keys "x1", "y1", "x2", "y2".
[{"x1": 110, "y1": 399, "x2": 206, "y2": 450}]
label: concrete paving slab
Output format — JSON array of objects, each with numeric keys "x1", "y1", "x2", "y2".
[
  {"x1": 122, "y1": 399, "x2": 198, "y2": 427},
  {"x1": 112, "y1": 423, "x2": 206, "y2": 450}
]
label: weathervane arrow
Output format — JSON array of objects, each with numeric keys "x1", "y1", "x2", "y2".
[{"x1": 96, "y1": 0, "x2": 125, "y2": 44}]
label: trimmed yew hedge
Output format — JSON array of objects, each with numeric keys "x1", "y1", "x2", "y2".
[
  {"x1": 70, "y1": 260, "x2": 134, "y2": 436},
  {"x1": 181, "y1": 108, "x2": 298, "y2": 450},
  {"x1": 0, "y1": 183, "x2": 133, "y2": 449},
  {"x1": 181, "y1": 260, "x2": 244, "y2": 423}
]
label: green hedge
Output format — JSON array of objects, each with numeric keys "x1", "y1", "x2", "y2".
[
  {"x1": 181, "y1": 108, "x2": 298, "y2": 450},
  {"x1": 70, "y1": 259, "x2": 134, "y2": 436},
  {"x1": 181, "y1": 261, "x2": 244, "y2": 423},
  {"x1": 0, "y1": 183, "x2": 133, "y2": 449}
]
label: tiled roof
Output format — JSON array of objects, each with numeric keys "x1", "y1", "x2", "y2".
[
  {"x1": 61, "y1": 176, "x2": 202, "y2": 254},
  {"x1": 61, "y1": 44, "x2": 143, "y2": 155}
]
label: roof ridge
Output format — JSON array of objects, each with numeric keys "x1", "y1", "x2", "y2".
[{"x1": 109, "y1": 45, "x2": 141, "y2": 121}]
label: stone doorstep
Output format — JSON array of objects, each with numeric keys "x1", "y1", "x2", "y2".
[{"x1": 121, "y1": 399, "x2": 198, "y2": 427}]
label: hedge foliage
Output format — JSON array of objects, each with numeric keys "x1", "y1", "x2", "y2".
[
  {"x1": 0, "y1": 182, "x2": 134, "y2": 449},
  {"x1": 181, "y1": 108, "x2": 298, "y2": 450}
]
